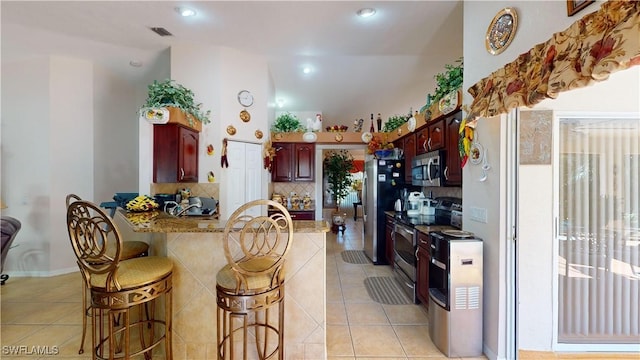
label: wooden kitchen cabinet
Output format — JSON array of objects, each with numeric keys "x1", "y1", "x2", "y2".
[
  {"x1": 271, "y1": 143, "x2": 315, "y2": 182},
  {"x1": 268, "y1": 208, "x2": 315, "y2": 220},
  {"x1": 401, "y1": 134, "x2": 416, "y2": 183},
  {"x1": 153, "y1": 124, "x2": 198, "y2": 183},
  {"x1": 416, "y1": 230, "x2": 431, "y2": 308},
  {"x1": 385, "y1": 215, "x2": 395, "y2": 266},
  {"x1": 444, "y1": 110, "x2": 463, "y2": 186},
  {"x1": 427, "y1": 118, "x2": 445, "y2": 151}
]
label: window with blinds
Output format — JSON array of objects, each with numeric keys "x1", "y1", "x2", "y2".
[{"x1": 558, "y1": 117, "x2": 639, "y2": 344}]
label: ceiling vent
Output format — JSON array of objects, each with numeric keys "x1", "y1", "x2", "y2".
[{"x1": 150, "y1": 27, "x2": 173, "y2": 37}]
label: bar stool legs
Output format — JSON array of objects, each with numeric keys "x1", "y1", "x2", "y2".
[{"x1": 216, "y1": 285, "x2": 285, "y2": 360}]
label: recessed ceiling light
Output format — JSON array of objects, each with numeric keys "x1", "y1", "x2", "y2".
[
  {"x1": 276, "y1": 99, "x2": 285, "y2": 108},
  {"x1": 303, "y1": 67, "x2": 312, "y2": 74},
  {"x1": 175, "y1": 7, "x2": 196, "y2": 17},
  {"x1": 357, "y1": 8, "x2": 376, "y2": 18}
]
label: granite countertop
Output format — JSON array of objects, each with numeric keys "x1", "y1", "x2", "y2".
[
  {"x1": 384, "y1": 210, "x2": 454, "y2": 234},
  {"x1": 117, "y1": 209, "x2": 329, "y2": 233}
]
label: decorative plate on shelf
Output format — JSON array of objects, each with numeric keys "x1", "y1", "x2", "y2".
[
  {"x1": 302, "y1": 132, "x2": 317, "y2": 143},
  {"x1": 485, "y1": 7, "x2": 518, "y2": 55},
  {"x1": 334, "y1": 133, "x2": 344, "y2": 142},
  {"x1": 361, "y1": 132, "x2": 373, "y2": 143},
  {"x1": 407, "y1": 117, "x2": 417, "y2": 132}
]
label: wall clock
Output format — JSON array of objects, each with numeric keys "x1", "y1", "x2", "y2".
[
  {"x1": 485, "y1": 8, "x2": 518, "y2": 55},
  {"x1": 237, "y1": 90, "x2": 254, "y2": 107}
]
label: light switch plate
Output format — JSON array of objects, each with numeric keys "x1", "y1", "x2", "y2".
[{"x1": 469, "y1": 207, "x2": 488, "y2": 223}]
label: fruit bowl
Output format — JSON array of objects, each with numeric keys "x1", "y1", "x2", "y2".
[
  {"x1": 326, "y1": 125, "x2": 349, "y2": 132},
  {"x1": 374, "y1": 149, "x2": 393, "y2": 159}
]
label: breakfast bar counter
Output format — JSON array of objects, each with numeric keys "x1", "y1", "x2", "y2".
[{"x1": 116, "y1": 210, "x2": 329, "y2": 359}]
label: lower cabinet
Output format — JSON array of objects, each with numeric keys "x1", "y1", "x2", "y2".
[
  {"x1": 385, "y1": 215, "x2": 395, "y2": 266},
  {"x1": 416, "y1": 230, "x2": 431, "y2": 309},
  {"x1": 268, "y1": 209, "x2": 315, "y2": 220}
]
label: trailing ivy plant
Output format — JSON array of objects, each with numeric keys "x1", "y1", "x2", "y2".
[
  {"x1": 382, "y1": 114, "x2": 409, "y2": 132},
  {"x1": 432, "y1": 57, "x2": 464, "y2": 104},
  {"x1": 142, "y1": 79, "x2": 211, "y2": 124},
  {"x1": 272, "y1": 112, "x2": 303, "y2": 132},
  {"x1": 323, "y1": 150, "x2": 354, "y2": 208}
]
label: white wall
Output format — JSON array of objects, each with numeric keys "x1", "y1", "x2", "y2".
[{"x1": 463, "y1": 0, "x2": 637, "y2": 358}]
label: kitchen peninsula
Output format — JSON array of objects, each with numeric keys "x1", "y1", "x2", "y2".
[{"x1": 116, "y1": 210, "x2": 329, "y2": 359}]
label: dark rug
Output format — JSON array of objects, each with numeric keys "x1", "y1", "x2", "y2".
[
  {"x1": 364, "y1": 276, "x2": 412, "y2": 305},
  {"x1": 340, "y1": 250, "x2": 371, "y2": 264}
]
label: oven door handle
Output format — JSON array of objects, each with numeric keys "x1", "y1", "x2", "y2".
[{"x1": 431, "y1": 258, "x2": 446, "y2": 270}]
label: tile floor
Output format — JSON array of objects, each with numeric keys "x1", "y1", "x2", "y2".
[
  {"x1": 325, "y1": 216, "x2": 486, "y2": 360},
  {"x1": 0, "y1": 215, "x2": 487, "y2": 359}
]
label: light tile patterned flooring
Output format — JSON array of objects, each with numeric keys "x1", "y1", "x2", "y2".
[
  {"x1": 325, "y1": 216, "x2": 486, "y2": 360},
  {"x1": 0, "y1": 215, "x2": 487, "y2": 359}
]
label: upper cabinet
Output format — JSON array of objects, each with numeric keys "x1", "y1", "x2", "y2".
[
  {"x1": 443, "y1": 111, "x2": 463, "y2": 186},
  {"x1": 415, "y1": 118, "x2": 444, "y2": 155},
  {"x1": 153, "y1": 124, "x2": 199, "y2": 183},
  {"x1": 272, "y1": 142, "x2": 315, "y2": 182}
]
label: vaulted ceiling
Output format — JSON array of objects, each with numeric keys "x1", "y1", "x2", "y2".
[{"x1": 1, "y1": 1, "x2": 463, "y2": 124}]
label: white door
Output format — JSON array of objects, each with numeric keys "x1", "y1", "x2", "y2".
[{"x1": 224, "y1": 141, "x2": 263, "y2": 219}]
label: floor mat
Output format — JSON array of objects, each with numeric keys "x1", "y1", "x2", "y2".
[
  {"x1": 364, "y1": 276, "x2": 412, "y2": 305},
  {"x1": 340, "y1": 250, "x2": 371, "y2": 264}
]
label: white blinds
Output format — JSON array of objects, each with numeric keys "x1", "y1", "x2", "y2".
[{"x1": 558, "y1": 118, "x2": 640, "y2": 343}]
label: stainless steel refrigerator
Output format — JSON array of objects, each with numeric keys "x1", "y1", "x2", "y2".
[{"x1": 363, "y1": 158, "x2": 405, "y2": 264}]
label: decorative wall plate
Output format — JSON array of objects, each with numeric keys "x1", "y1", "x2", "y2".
[
  {"x1": 469, "y1": 142, "x2": 484, "y2": 165},
  {"x1": 255, "y1": 130, "x2": 263, "y2": 139},
  {"x1": 485, "y1": 8, "x2": 518, "y2": 55},
  {"x1": 239, "y1": 110, "x2": 251, "y2": 122},
  {"x1": 407, "y1": 117, "x2": 416, "y2": 132},
  {"x1": 334, "y1": 133, "x2": 343, "y2": 142},
  {"x1": 302, "y1": 132, "x2": 317, "y2": 143},
  {"x1": 226, "y1": 125, "x2": 236, "y2": 135},
  {"x1": 361, "y1": 132, "x2": 373, "y2": 143},
  {"x1": 439, "y1": 90, "x2": 459, "y2": 115}
]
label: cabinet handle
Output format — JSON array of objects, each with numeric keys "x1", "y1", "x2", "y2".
[
  {"x1": 180, "y1": 168, "x2": 185, "y2": 180},
  {"x1": 419, "y1": 239, "x2": 428, "y2": 245},
  {"x1": 427, "y1": 138, "x2": 432, "y2": 150},
  {"x1": 444, "y1": 166, "x2": 449, "y2": 180},
  {"x1": 422, "y1": 140, "x2": 428, "y2": 152},
  {"x1": 415, "y1": 247, "x2": 419, "y2": 259}
]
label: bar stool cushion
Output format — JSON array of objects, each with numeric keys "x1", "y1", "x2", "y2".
[
  {"x1": 89, "y1": 256, "x2": 173, "y2": 290},
  {"x1": 216, "y1": 257, "x2": 281, "y2": 292}
]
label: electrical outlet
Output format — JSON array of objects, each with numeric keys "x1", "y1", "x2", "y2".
[{"x1": 469, "y1": 207, "x2": 488, "y2": 223}]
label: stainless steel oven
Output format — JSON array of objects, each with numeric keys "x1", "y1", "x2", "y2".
[{"x1": 393, "y1": 221, "x2": 417, "y2": 303}]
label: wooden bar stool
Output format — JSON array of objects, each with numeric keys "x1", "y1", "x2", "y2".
[
  {"x1": 216, "y1": 199, "x2": 293, "y2": 360},
  {"x1": 66, "y1": 194, "x2": 150, "y2": 355},
  {"x1": 67, "y1": 199, "x2": 173, "y2": 360}
]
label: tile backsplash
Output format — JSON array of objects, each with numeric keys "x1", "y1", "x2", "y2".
[{"x1": 151, "y1": 183, "x2": 219, "y2": 200}]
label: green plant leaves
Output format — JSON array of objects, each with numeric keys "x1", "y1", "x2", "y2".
[
  {"x1": 432, "y1": 57, "x2": 463, "y2": 104},
  {"x1": 272, "y1": 112, "x2": 303, "y2": 132},
  {"x1": 323, "y1": 150, "x2": 354, "y2": 205},
  {"x1": 142, "y1": 79, "x2": 211, "y2": 124},
  {"x1": 382, "y1": 114, "x2": 409, "y2": 132}
]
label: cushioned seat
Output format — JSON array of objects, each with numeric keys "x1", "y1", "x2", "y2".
[
  {"x1": 65, "y1": 193, "x2": 150, "y2": 355},
  {"x1": 67, "y1": 199, "x2": 173, "y2": 360},
  {"x1": 216, "y1": 199, "x2": 293, "y2": 360}
]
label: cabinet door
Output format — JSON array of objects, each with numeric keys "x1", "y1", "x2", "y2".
[
  {"x1": 272, "y1": 143, "x2": 293, "y2": 182},
  {"x1": 444, "y1": 111, "x2": 463, "y2": 186},
  {"x1": 294, "y1": 143, "x2": 315, "y2": 182},
  {"x1": 416, "y1": 128, "x2": 430, "y2": 155},
  {"x1": 385, "y1": 216, "x2": 395, "y2": 266},
  {"x1": 179, "y1": 127, "x2": 199, "y2": 182},
  {"x1": 153, "y1": 124, "x2": 199, "y2": 183},
  {"x1": 427, "y1": 119, "x2": 445, "y2": 151},
  {"x1": 402, "y1": 134, "x2": 417, "y2": 183},
  {"x1": 416, "y1": 231, "x2": 431, "y2": 307}
]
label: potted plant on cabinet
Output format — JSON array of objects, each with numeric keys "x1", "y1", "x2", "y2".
[
  {"x1": 272, "y1": 112, "x2": 303, "y2": 133},
  {"x1": 324, "y1": 150, "x2": 354, "y2": 234},
  {"x1": 140, "y1": 79, "x2": 211, "y2": 132}
]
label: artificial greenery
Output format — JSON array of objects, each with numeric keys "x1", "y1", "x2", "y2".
[
  {"x1": 142, "y1": 79, "x2": 211, "y2": 125},
  {"x1": 324, "y1": 150, "x2": 354, "y2": 208},
  {"x1": 382, "y1": 114, "x2": 409, "y2": 132},
  {"x1": 431, "y1": 57, "x2": 464, "y2": 103},
  {"x1": 272, "y1": 112, "x2": 303, "y2": 132}
]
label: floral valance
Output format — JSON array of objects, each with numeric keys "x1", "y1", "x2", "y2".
[{"x1": 459, "y1": 0, "x2": 640, "y2": 166}]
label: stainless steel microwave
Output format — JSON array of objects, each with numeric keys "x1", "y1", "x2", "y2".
[{"x1": 411, "y1": 150, "x2": 444, "y2": 187}]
